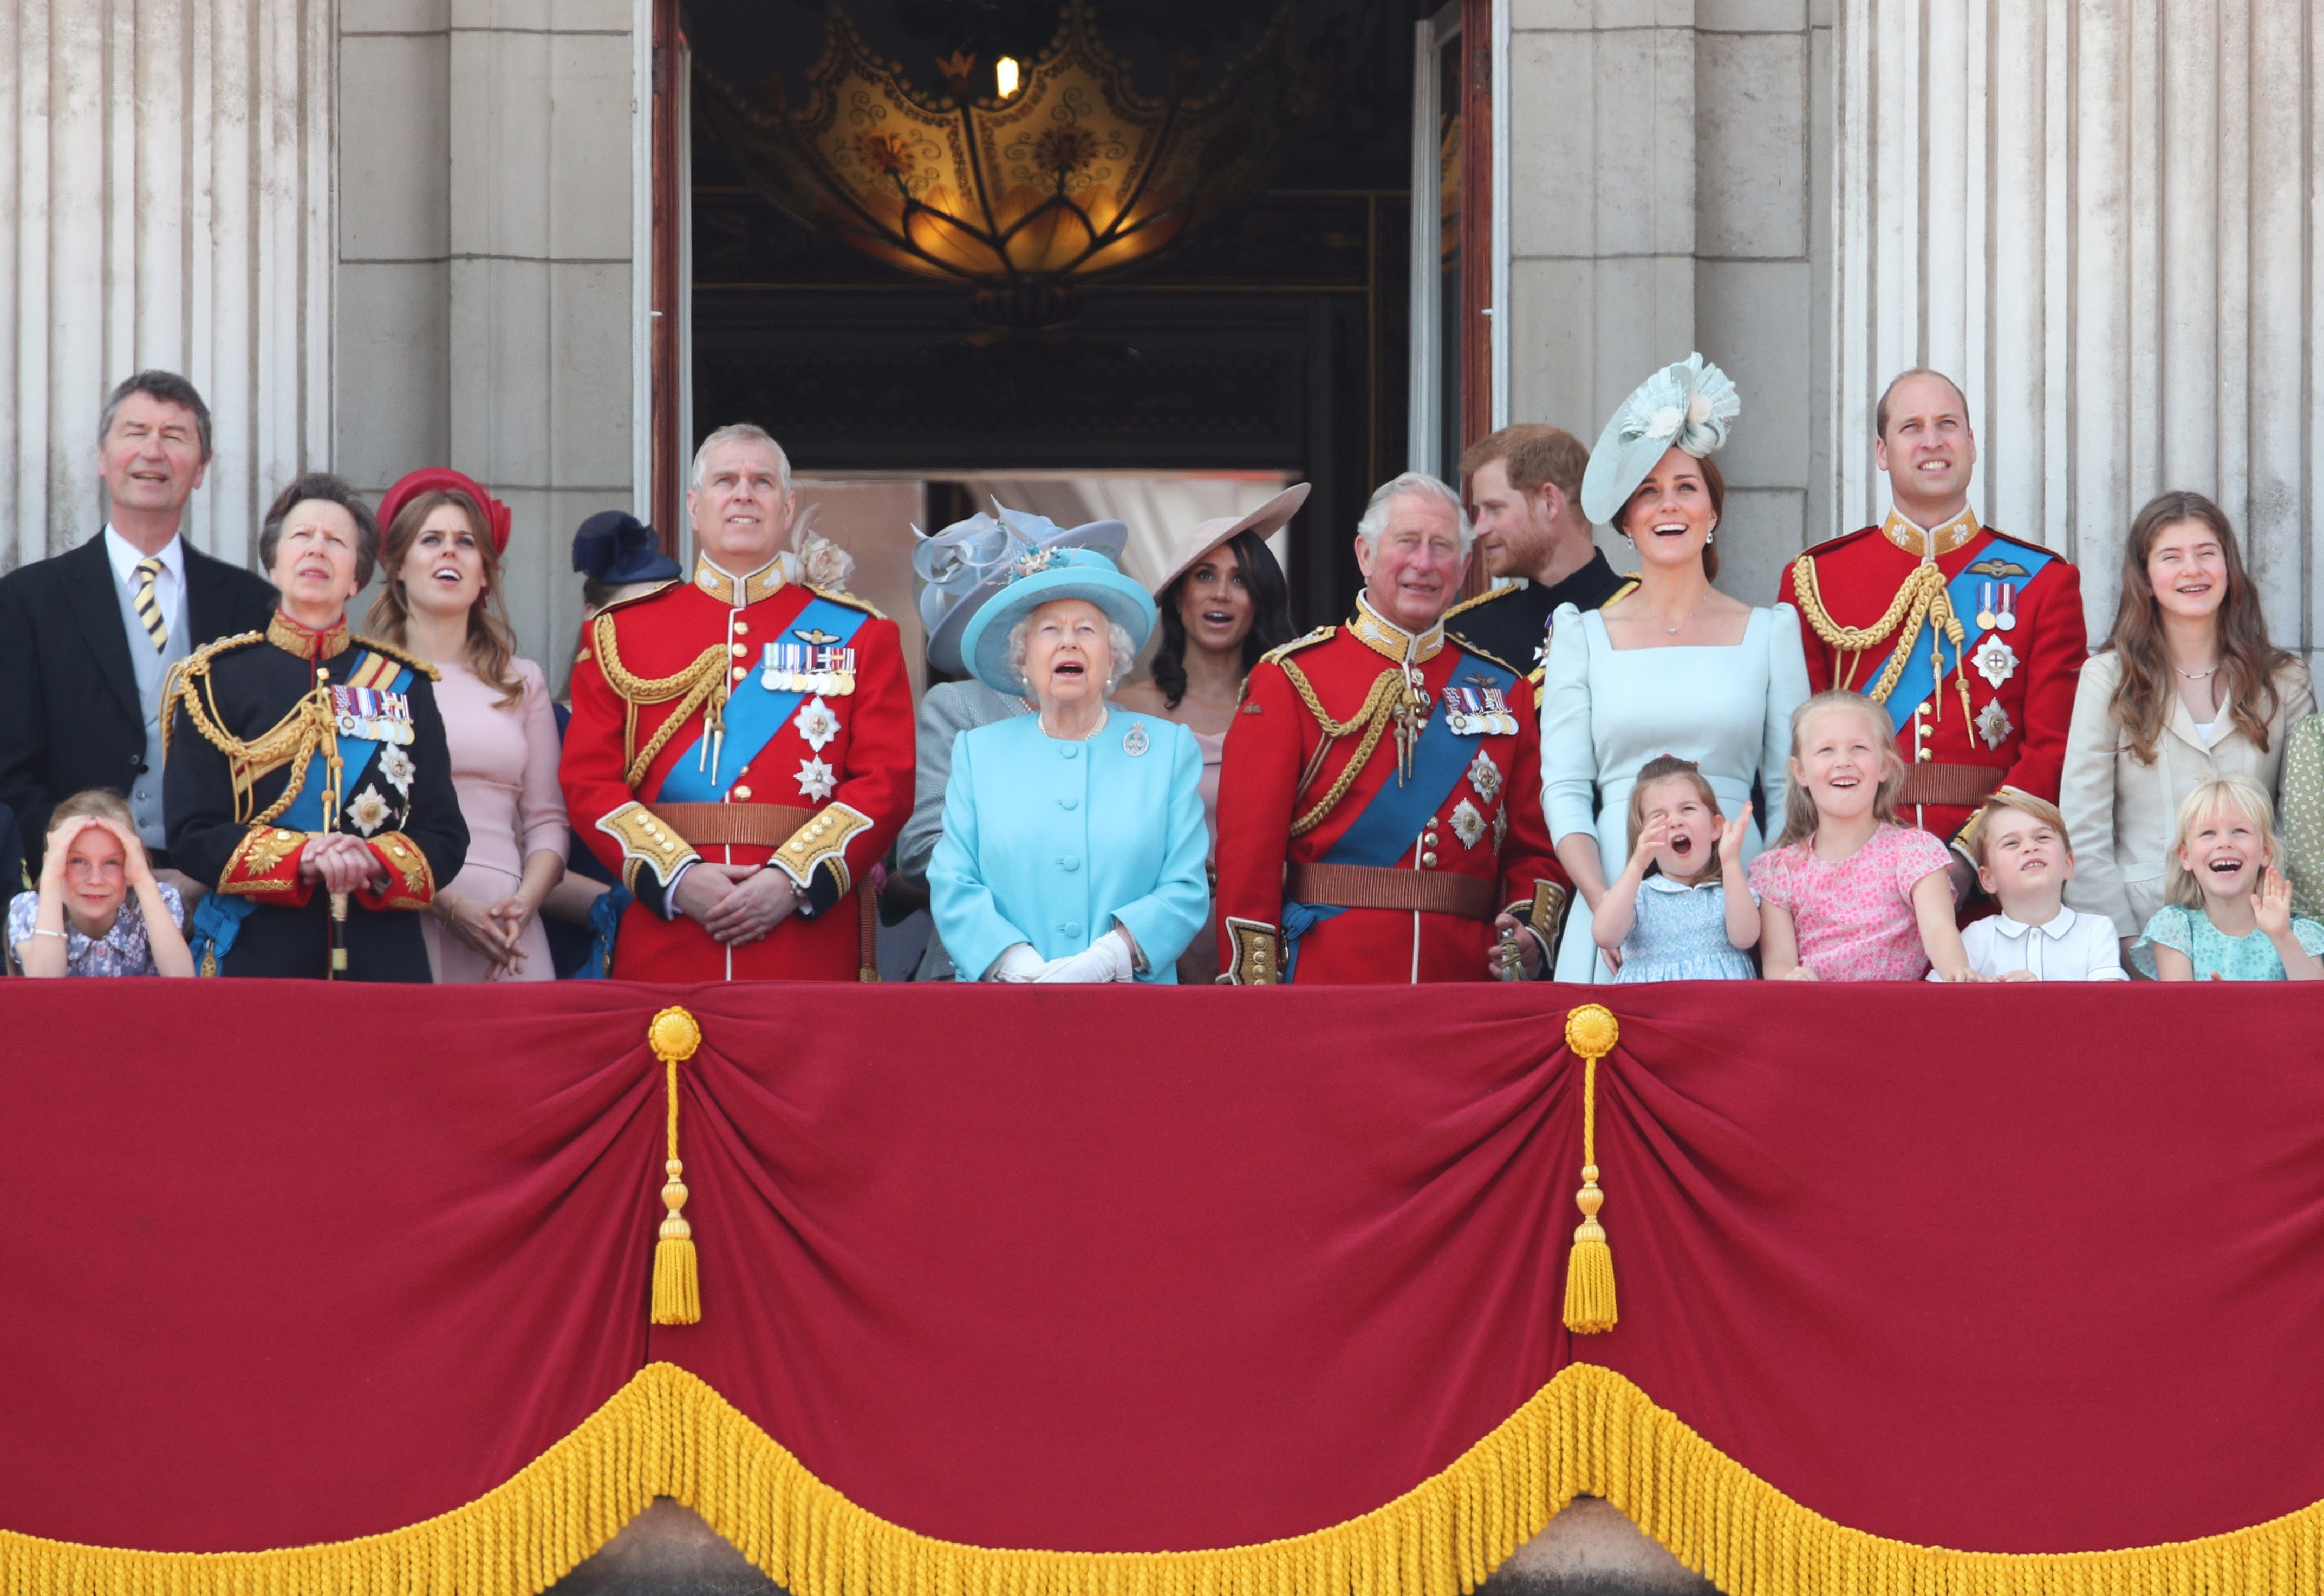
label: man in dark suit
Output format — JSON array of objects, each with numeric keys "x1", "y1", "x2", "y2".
[{"x1": 0, "y1": 371, "x2": 278, "y2": 900}]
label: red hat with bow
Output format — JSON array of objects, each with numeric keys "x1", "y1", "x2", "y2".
[{"x1": 377, "y1": 467, "x2": 513, "y2": 555}]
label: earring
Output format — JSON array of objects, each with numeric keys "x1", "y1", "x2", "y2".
[{"x1": 1705, "y1": 531, "x2": 1715, "y2": 545}]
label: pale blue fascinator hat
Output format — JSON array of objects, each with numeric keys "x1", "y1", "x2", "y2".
[
  {"x1": 1579, "y1": 353, "x2": 1742, "y2": 526},
  {"x1": 958, "y1": 546, "x2": 1157, "y2": 698},
  {"x1": 913, "y1": 501, "x2": 1128, "y2": 676}
]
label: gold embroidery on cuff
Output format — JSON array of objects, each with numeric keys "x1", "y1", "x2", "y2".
[
  {"x1": 369, "y1": 832, "x2": 435, "y2": 909},
  {"x1": 220, "y1": 826, "x2": 310, "y2": 898},
  {"x1": 1225, "y1": 917, "x2": 1281, "y2": 985},
  {"x1": 772, "y1": 802, "x2": 871, "y2": 893},
  {"x1": 597, "y1": 801, "x2": 700, "y2": 889},
  {"x1": 1520, "y1": 881, "x2": 1570, "y2": 946}
]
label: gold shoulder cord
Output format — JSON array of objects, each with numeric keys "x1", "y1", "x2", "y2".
[
  {"x1": 161, "y1": 636, "x2": 343, "y2": 828},
  {"x1": 590, "y1": 612, "x2": 733, "y2": 785},
  {"x1": 1788, "y1": 555, "x2": 1971, "y2": 723},
  {"x1": 1277, "y1": 660, "x2": 1406, "y2": 838}
]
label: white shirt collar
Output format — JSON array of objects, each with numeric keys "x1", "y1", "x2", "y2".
[
  {"x1": 1990, "y1": 904, "x2": 2079, "y2": 942},
  {"x1": 102, "y1": 524, "x2": 185, "y2": 590}
]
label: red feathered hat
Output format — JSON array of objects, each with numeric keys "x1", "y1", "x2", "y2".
[{"x1": 377, "y1": 467, "x2": 512, "y2": 555}]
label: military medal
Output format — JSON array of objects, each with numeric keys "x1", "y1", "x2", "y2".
[
  {"x1": 1993, "y1": 583, "x2": 2017, "y2": 631},
  {"x1": 1975, "y1": 581, "x2": 1998, "y2": 634},
  {"x1": 1971, "y1": 635, "x2": 2019, "y2": 690},
  {"x1": 1975, "y1": 700, "x2": 2014, "y2": 750},
  {"x1": 792, "y1": 695, "x2": 841, "y2": 752},
  {"x1": 328, "y1": 686, "x2": 415, "y2": 745},
  {"x1": 1450, "y1": 798, "x2": 1486, "y2": 850},
  {"x1": 1443, "y1": 678, "x2": 1518, "y2": 737},
  {"x1": 764, "y1": 630, "x2": 858, "y2": 695}
]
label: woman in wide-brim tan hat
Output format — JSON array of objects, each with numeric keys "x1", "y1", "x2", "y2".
[{"x1": 1116, "y1": 482, "x2": 1303, "y2": 981}]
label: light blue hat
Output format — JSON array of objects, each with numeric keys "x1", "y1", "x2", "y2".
[
  {"x1": 1579, "y1": 353, "x2": 1741, "y2": 526},
  {"x1": 913, "y1": 501, "x2": 1129, "y2": 676},
  {"x1": 958, "y1": 545, "x2": 1157, "y2": 698}
]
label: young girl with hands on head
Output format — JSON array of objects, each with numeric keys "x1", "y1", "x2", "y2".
[
  {"x1": 1748, "y1": 691, "x2": 1976, "y2": 981},
  {"x1": 6, "y1": 790, "x2": 194, "y2": 978},
  {"x1": 2134, "y1": 774, "x2": 2324, "y2": 981},
  {"x1": 1591, "y1": 755, "x2": 1758, "y2": 982}
]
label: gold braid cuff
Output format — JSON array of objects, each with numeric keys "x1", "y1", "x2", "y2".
[
  {"x1": 1278, "y1": 661, "x2": 1409, "y2": 839},
  {"x1": 591, "y1": 612, "x2": 733, "y2": 785},
  {"x1": 1788, "y1": 556, "x2": 1974, "y2": 722},
  {"x1": 1223, "y1": 917, "x2": 1281, "y2": 985}
]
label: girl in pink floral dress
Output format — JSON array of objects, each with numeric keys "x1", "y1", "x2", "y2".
[{"x1": 1748, "y1": 691, "x2": 1976, "y2": 981}]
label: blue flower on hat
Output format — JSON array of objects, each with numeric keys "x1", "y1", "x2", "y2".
[{"x1": 1580, "y1": 353, "x2": 1742, "y2": 526}]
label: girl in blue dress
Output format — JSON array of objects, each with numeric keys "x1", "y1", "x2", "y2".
[
  {"x1": 1591, "y1": 755, "x2": 1759, "y2": 982},
  {"x1": 2134, "y1": 772, "x2": 2324, "y2": 980}
]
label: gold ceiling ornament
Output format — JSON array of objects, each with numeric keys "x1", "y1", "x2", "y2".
[{"x1": 694, "y1": 2, "x2": 1305, "y2": 327}]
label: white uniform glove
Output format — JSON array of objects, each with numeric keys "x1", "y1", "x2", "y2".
[
  {"x1": 1033, "y1": 928, "x2": 1137, "y2": 983},
  {"x1": 985, "y1": 942, "x2": 1050, "y2": 982}
]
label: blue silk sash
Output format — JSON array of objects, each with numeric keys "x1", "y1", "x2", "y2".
[
  {"x1": 655, "y1": 597, "x2": 869, "y2": 803},
  {"x1": 190, "y1": 654, "x2": 413, "y2": 975},
  {"x1": 1858, "y1": 538, "x2": 2054, "y2": 737},
  {"x1": 1284, "y1": 649, "x2": 1516, "y2": 981}
]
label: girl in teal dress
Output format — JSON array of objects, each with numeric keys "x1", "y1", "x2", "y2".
[{"x1": 2134, "y1": 772, "x2": 2324, "y2": 980}]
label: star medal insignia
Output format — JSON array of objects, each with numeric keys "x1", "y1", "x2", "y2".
[
  {"x1": 1467, "y1": 747, "x2": 1503, "y2": 804},
  {"x1": 796, "y1": 755, "x2": 837, "y2": 801},
  {"x1": 1971, "y1": 635, "x2": 2018, "y2": 690},
  {"x1": 1975, "y1": 700, "x2": 2014, "y2": 750},
  {"x1": 792, "y1": 695, "x2": 841, "y2": 752},
  {"x1": 1123, "y1": 722, "x2": 1149, "y2": 756},
  {"x1": 346, "y1": 785, "x2": 392, "y2": 836},
  {"x1": 378, "y1": 744, "x2": 415, "y2": 796},
  {"x1": 1450, "y1": 798, "x2": 1486, "y2": 850}
]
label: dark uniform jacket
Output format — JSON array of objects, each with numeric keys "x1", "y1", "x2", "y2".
[
  {"x1": 1442, "y1": 550, "x2": 1631, "y2": 684},
  {"x1": 0, "y1": 531, "x2": 277, "y2": 867},
  {"x1": 164, "y1": 612, "x2": 468, "y2": 981}
]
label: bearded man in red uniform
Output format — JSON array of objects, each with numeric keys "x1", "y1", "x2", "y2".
[
  {"x1": 1213, "y1": 473, "x2": 1566, "y2": 984},
  {"x1": 562, "y1": 424, "x2": 912, "y2": 981},
  {"x1": 1779, "y1": 370, "x2": 2086, "y2": 892}
]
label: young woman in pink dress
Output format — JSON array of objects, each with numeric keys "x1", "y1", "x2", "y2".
[{"x1": 367, "y1": 469, "x2": 568, "y2": 981}]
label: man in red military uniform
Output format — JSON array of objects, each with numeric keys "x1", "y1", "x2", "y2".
[
  {"x1": 562, "y1": 424, "x2": 913, "y2": 981},
  {"x1": 1213, "y1": 473, "x2": 1566, "y2": 984},
  {"x1": 1779, "y1": 369, "x2": 2086, "y2": 889}
]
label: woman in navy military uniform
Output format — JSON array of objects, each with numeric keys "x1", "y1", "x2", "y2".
[
  {"x1": 164, "y1": 474, "x2": 466, "y2": 981},
  {"x1": 930, "y1": 546, "x2": 1209, "y2": 983}
]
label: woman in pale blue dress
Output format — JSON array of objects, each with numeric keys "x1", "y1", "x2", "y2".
[{"x1": 1535, "y1": 354, "x2": 1811, "y2": 983}]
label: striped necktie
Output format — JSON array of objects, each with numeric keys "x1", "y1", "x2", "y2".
[{"x1": 132, "y1": 557, "x2": 168, "y2": 652}]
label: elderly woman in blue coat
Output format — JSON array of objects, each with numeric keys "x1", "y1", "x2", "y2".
[{"x1": 931, "y1": 546, "x2": 1209, "y2": 982}]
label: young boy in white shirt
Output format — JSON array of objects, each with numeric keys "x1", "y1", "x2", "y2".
[{"x1": 1949, "y1": 791, "x2": 2129, "y2": 981}]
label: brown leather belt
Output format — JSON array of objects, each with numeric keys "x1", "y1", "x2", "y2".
[
  {"x1": 1897, "y1": 763, "x2": 2006, "y2": 809},
  {"x1": 1285, "y1": 862, "x2": 1499, "y2": 921},
  {"x1": 652, "y1": 802, "x2": 817, "y2": 849},
  {"x1": 651, "y1": 802, "x2": 880, "y2": 981}
]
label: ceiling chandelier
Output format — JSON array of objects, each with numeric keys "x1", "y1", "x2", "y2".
[{"x1": 694, "y1": 2, "x2": 1304, "y2": 328}]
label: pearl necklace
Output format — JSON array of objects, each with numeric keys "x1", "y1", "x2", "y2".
[{"x1": 1043, "y1": 706, "x2": 1110, "y2": 741}]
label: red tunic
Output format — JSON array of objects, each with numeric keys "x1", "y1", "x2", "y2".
[
  {"x1": 1778, "y1": 510, "x2": 2086, "y2": 849},
  {"x1": 1212, "y1": 607, "x2": 1566, "y2": 984},
  {"x1": 561, "y1": 559, "x2": 914, "y2": 982}
]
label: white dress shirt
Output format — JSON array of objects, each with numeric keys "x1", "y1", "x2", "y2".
[
  {"x1": 1943, "y1": 903, "x2": 2129, "y2": 981},
  {"x1": 101, "y1": 524, "x2": 188, "y2": 640}
]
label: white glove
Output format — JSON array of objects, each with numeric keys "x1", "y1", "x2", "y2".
[
  {"x1": 985, "y1": 942, "x2": 1049, "y2": 982},
  {"x1": 1033, "y1": 928, "x2": 1137, "y2": 983}
]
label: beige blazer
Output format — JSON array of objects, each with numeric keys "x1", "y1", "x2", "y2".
[{"x1": 2059, "y1": 651, "x2": 2313, "y2": 935}]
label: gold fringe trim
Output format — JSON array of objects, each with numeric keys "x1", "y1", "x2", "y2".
[{"x1": 10, "y1": 1361, "x2": 2324, "y2": 1596}]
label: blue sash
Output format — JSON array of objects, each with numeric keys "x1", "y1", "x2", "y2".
[
  {"x1": 1284, "y1": 650, "x2": 1516, "y2": 981},
  {"x1": 655, "y1": 597, "x2": 869, "y2": 803},
  {"x1": 190, "y1": 655, "x2": 413, "y2": 975},
  {"x1": 1859, "y1": 537, "x2": 2054, "y2": 735}
]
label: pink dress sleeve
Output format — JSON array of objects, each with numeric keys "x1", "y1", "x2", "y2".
[
  {"x1": 514, "y1": 660, "x2": 571, "y2": 862},
  {"x1": 1747, "y1": 846, "x2": 1793, "y2": 912},
  {"x1": 1888, "y1": 826, "x2": 1953, "y2": 894}
]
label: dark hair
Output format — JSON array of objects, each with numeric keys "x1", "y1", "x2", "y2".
[
  {"x1": 1459, "y1": 424, "x2": 1589, "y2": 508},
  {"x1": 100, "y1": 371, "x2": 213, "y2": 461},
  {"x1": 2102, "y1": 491, "x2": 2297, "y2": 763},
  {"x1": 1612, "y1": 453, "x2": 1726, "y2": 582},
  {"x1": 258, "y1": 473, "x2": 382, "y2": 588},
  {"x1": 1150, "y1": 530, "x2": 1292, "y2": 709},
  {"x1": 1874, "y1": 368, "x2": 1971, "y2": 439}
]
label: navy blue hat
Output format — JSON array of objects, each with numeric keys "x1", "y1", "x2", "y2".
[{"x1": 572, "y1": 511, "x2": 681, "y2": 586}]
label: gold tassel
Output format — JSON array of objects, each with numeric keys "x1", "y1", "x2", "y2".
[
  {"x1": 648, "y1": 1006, "x2": 704, "y2": 1326},
  {"x1": 1561, "y1": 1004, "x2": 1620, "y2": 1334}
]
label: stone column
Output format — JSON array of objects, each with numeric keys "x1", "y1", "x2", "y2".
[
  {"x1": 0, "y1": 0, "x2": 334, "y2": 572},
  {"x1": 1505, "y1": 0, "x2": 1833, "y2": 606},
  {"x1": 1834, "y1": 0, "x2": 2324, "y2": 656},
  {"x1": 339, "y1": 0, "x2": 640, "y2": 667}
]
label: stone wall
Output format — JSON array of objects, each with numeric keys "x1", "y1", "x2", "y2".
[
  {"x1": 1505, "y1": 0, "x2": 1834, "y2": 609},
  {"x1": 339, "y1": 0, "x2": 641, "y2": 667},
  {"x1": 0, "y1": 0, "x2": 334, "y2": 572}
]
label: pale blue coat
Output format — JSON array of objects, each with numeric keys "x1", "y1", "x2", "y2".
[{"x1": 931, "y1": 711, "x2": 1209, "y2": 982}]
